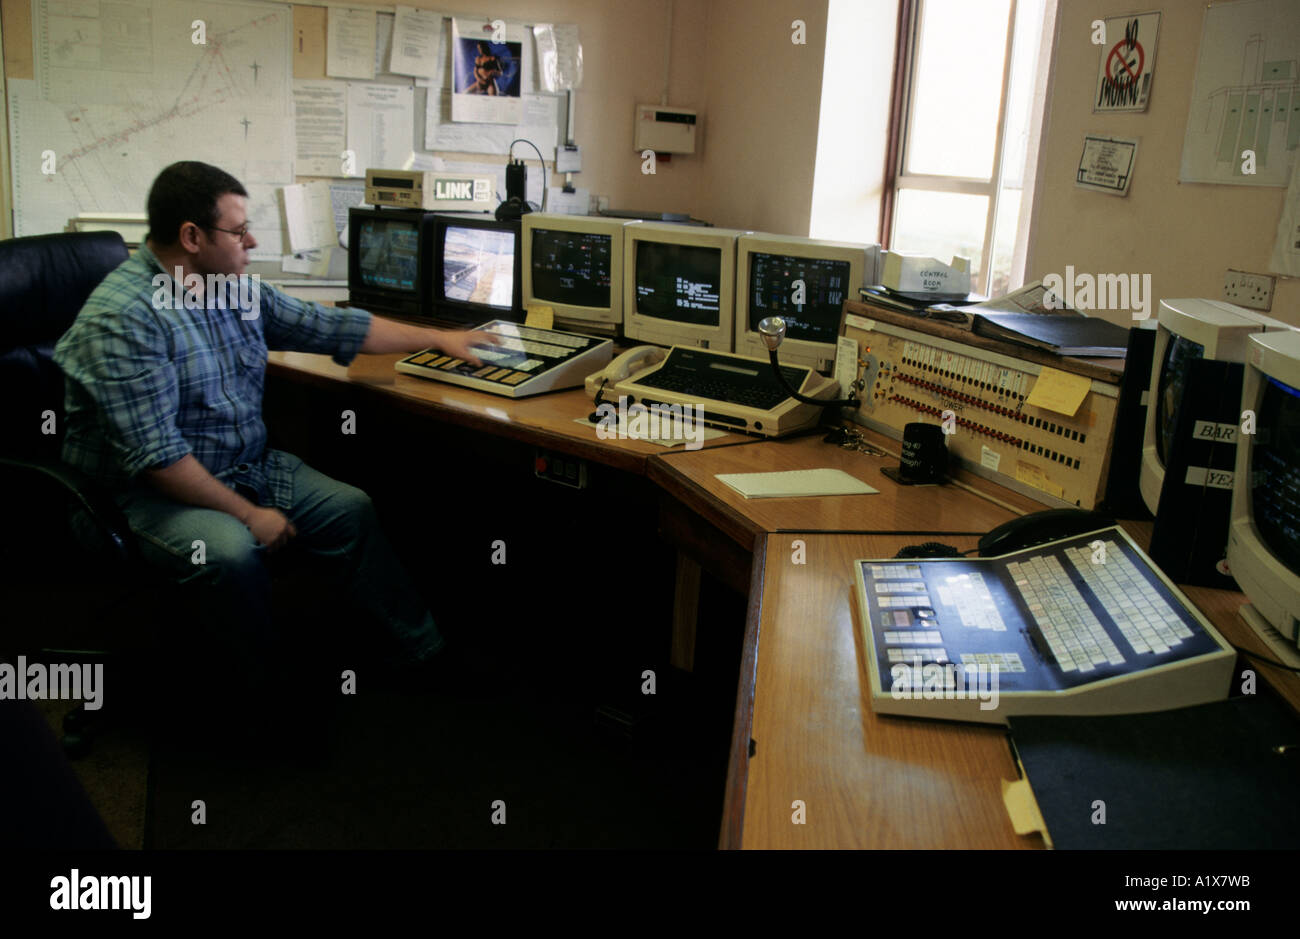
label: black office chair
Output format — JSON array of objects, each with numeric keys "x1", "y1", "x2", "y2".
[
  {"x1": 1, "y1": 231, "x2": 354, "y2": 759},
  {"x1": 0, "y1": 230, "x2": 159, "y2": 756}
]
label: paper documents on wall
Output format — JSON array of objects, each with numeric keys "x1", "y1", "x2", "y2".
[
  {"x1": 390, "y1": 6, "x2": 442, "y2": 80},
  {"x1": 294, "y1": 81, "x2": 348, "y2": 178},
  {"x1": 281, "y1": 182, "x2": 338, "y2": 252},
  {"x1": 533, "y1": 24, "x2": 584, "y2": 91},
  {"x1": 346, "y1": 84, "x2": 416, "y2": 175},
  {"x1": 424, "y1": 88, "x2": 560, "y2": 157},
  {"x1": 327, "y1": 7, "x2": 377, "y2": 80},
  {"x1": 1179, "y1": 0, "x2": 1300, "y2": 188}
]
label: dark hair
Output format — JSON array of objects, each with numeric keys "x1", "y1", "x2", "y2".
[{"x1": 146, "y1": 161, "x2": 248, "y2": 246}]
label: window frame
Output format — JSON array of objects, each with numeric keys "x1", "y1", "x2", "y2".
[{"x1": 881, "y1": 0, "x2": 1025, "y2": 296}]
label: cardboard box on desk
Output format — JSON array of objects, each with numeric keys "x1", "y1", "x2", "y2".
[{"x1": 879, "y1": 251, "x2": 972, "y2": 297}]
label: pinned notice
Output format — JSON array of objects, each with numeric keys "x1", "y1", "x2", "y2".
[
  {"x1": 1026, "y1": 366, "x2": 1091, "y2": 418},
  {"x1": 1076, "y1": 135, "x2": 1138, "y2": 196}
]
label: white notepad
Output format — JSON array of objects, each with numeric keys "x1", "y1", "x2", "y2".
[{"x1": 715, "y1": 468, "x2": 878, "y2": 499}]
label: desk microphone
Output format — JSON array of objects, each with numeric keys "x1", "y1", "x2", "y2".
[{"x1": 758, "y1": 317, "x2": 861, "y2": 409}]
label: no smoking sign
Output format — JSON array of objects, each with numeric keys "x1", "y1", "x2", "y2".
[
  {"x1": 1095, "y1": 11, "x2": 1160, "y2": 112},
  {"x1": 1106, "y1": 38, "x2": 1143, "y2": 89}
]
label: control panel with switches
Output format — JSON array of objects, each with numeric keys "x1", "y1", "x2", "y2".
[{"x1": 840, "y1": 303, "x2": 1122, "y2": 509}]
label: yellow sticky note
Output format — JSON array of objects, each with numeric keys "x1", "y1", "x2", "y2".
[
  {"x1": 1016, "y1": 462, "x2": 1065, "y2": 499},
  {"x1": 1025, "y1": 366, "x2": 1091, "y2": 417},
  {"x1": 525, "y1": 305, "x2": 554, "y2": 329},
  {"x1": 1001, "y1": 778, "x2": 1052, "y2": 847}
]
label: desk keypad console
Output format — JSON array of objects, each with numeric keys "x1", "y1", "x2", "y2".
[
  {"x1": 853, "y1": 527, "x2": 1235, "y2": 723},
  {"x1": 396, "y1": 320, "x2": 613, "y2": 397}
]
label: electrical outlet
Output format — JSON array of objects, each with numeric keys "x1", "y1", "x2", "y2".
[{"x1": 1224, "y1": 269, "x2": 1276, "y2": 311}]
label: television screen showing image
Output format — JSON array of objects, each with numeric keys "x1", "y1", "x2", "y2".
[
  {"x1": 530, "y1": 229, "x2": 612, "y2": 309},
  {"x1": 747, "y1": 252, "x2": 851, "y2": 344},
  {"x1": 634, "y1": 242, "x2": 722, "y2": 326},
  {"x1": 1252, "y1": 376, "x2": 1300, "y2": 576},
  {"x1": 1155, "y1": 333, "x2": 1204, "y2": 465},
  {"x1": 442, "y1": 225, "x2": 516, "y2": 309},
  {"x1": 358, "y1": 218, "x2": 420, "y2": 292}
]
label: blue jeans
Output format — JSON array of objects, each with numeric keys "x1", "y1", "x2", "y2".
[{"x1": 114, "y1": 455, "x2": 443, "y2": 678}]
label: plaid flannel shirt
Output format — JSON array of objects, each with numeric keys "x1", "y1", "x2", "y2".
[{"x1": 54, "y1": 244, "x2": 372, "y2": 509}]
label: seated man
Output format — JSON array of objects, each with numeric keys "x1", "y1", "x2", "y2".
[{"x1": 54, "y1": 161, "x2": 485, "y2": 690}]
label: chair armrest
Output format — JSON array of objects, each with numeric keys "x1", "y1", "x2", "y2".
[{"x1": 0, "y1": 457, "x2": 138, "y2": 565}]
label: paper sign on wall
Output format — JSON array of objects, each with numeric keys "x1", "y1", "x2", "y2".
[
  {"x1": 1076, "y1": 135, "x2": 1139, "y2": 196},
  {"x1": 1093, "y1": 12, "x2": 1160, "y2": 113}
]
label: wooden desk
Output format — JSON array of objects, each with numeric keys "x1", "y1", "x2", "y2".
[
  {"x1": 729, "y1": 532, "x2": 1034, "y2": 850},
  {"x1": 268, "y1": 350, "x2": 1299, "y2": 851},
  {"x1": 730, "y1": 522, "x2": 1300, "y2": 850},
  {"x1": 650, "y1": 428, "x2": 1044, "y2": 551},
  {"x1": 649, "y1": 429, "x2": 1046, "y2": 669},
  {"x1": 267, "y1": 351, "x2": 748, "y2": 474}
]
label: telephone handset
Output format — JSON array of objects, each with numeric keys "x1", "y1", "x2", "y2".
[{"x1": 584, "y1": 345, "x2": 667, "y2": 399}]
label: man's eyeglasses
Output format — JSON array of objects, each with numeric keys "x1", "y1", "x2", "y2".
[{"x1": 204, "y1": 223, "x2": 252, "y2": 241}]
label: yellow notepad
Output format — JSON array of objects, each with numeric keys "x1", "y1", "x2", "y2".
[{"x1": 715, "y1": 468, "x2": 878, "y2": 499}]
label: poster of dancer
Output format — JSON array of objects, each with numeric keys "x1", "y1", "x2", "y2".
[{"x1": 451, "y1": 17, "x2": 525, "y2": 124}]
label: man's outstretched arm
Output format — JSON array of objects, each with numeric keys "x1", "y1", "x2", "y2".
[
  {"x1": 359, "y1": 316, "x2": 494, "y2": 364},
  {"x1": 144, "y1": 455, "x2": 296, "y2": 551}
]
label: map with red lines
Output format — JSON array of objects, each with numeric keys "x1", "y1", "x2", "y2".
[{"x1": 10, "y1": 0, "x2": 293, "y2": 258}]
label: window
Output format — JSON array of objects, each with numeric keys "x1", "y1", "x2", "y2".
[{"x1": 885, "y1": 0, "x2": 1057, "y2": 297}]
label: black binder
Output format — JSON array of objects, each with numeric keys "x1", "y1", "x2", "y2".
[{"x1": 1007, "y1": 695, "x2": 1300, "y2": 849}]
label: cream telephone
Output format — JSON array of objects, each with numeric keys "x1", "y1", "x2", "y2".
[{"x1": 584, "y1": 345, "x2": 667, "y2": 399}]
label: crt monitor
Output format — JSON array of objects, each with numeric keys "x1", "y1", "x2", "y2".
[
  {"x1": 1139, "y1": 298, "x2": 1293, "y2": 515},
  {"x1": 733, "y1": 233, "x2": 878, "y2": 372},
  {"x1": 432, "y1": 213, "x2": 523, "y2": 326},
  {"x1": 622, "y1": 222, "x2": 748, "y2": 351},
  {"x1": 347, "y1": 207, "x2": 436, "y2": 320},
  {"x1": 521, "y1": 213, "x2": 629, "y2": 335},
  {"x1": 1226, "y1": 329, "x2": 1300, "y2": 660}
]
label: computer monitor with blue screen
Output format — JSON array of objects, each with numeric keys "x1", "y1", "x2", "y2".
[
  {"x1": 622, "y1": 222, "x2": 746, "y2": 350},
  {"x1": 521, "y1": 214, "x2": 629, "y2": 336},
  {"x1": 347, "y1": 207, "x2": 436, "y2": 320},
  {"x1": 1227, "y1": 329, "x2": 1300, "y2": 665},
  {"x1": 733, "y1": 233, "x2": 878, "y2": 372},
  {"x1": 1139, "y1": 298, "x2": 1293, "y2": 514},
  {"x1": 432, "y1": 213, "x2": 523, "y2": 326}
]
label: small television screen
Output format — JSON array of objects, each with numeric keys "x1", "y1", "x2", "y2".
[
  {"x1": 746, "y1": 252, "x2": 851, "y2": 344},
  {"x1": 1156, "y1": 333, "x2": 1204, "y2": 465},
  {"x1": 1252, "y1": 376, "x2": 1300, "y2": 576},
  {"x1": 358, "y1": 217, "x2": 420, "y2": 292},
  {"x1": 442, "y1": 225, "x2": 516, "y2": 309},
  {"x1": 530, "y1": 229, "x2": 612, "y2": 309},
  {"x1": 634, "y1": 241, "x2": 721, "y2": 326}
]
